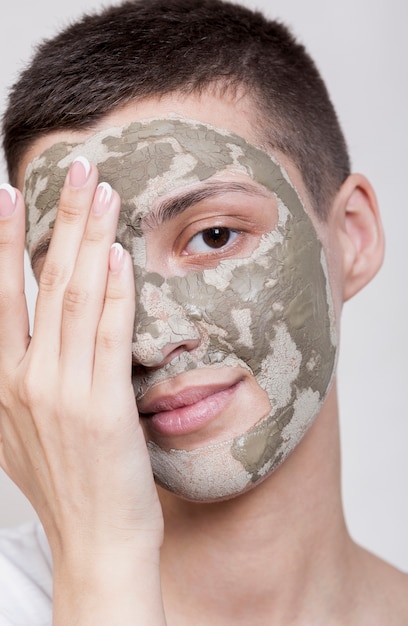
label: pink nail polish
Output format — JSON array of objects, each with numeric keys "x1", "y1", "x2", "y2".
[
  {"x1": 109, "y1": 242, "x2": 125, "y2": 274},
  {"x1": 69, "y1": 156, "x2": 91, "y2": 187},
  {"x1": 93, "y1": 182, "x2": 113, "y2": 214},
  {"x1": 0, "y1": 183, "x2": 17, "y2": 217}
]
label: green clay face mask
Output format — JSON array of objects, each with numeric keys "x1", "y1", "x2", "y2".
[{"x1": 24, "y1": 117, "x2": 338, "y2": 501}]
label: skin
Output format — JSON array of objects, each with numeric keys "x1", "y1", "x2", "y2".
[{"x1": 0, "y1": 90, "x2": 406, "y2": 625}]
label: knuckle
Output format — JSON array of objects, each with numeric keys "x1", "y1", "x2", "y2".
[
  {"x1": 0, "y1": 232, "x2": 15, "y2": 249},
  {"x1": 82, "y1": 228, "x2": 105, "y2": 246},
  {"x1": 63, "y1": 283, "x2": 90, "y2": 314},
  {"x1": 39, "y1": 261, "x2": 67, "y2": 293},
  {"x1": 57, "y1": 199, "x2": 84, "y2": 224},
  {"x1": 97, "y1": 328, "x2": 123, "y2": 352},
  {"x1": 105, "y1": 283, "x2": 126, "y2": 302},
  {"x1": 18, "y1": 369, "x2": 46, "y2": 407}
]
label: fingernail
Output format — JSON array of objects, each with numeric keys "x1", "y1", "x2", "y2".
[
  {"x1": 69, "y1": 156, "x2": 91, "y2": 187},
  {"x1": 109, "y1": 242, "x2": 125, "y2": 274},
  {"x1": 93, "y1": 182, "x2": 113, "y2": 215},
  {"x1": 0, "y1": 183, "x2": 17, "y2": 217}
]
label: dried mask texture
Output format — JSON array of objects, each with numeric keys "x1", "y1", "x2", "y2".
[{"x1": 24, "y1": 118, "x2": 337, "y2": 501}]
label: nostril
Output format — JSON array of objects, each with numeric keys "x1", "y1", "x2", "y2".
[
  {"x1": 131, "y1": 280, "x2": 202, "y2": 367},
  {"x1": 160, "y1": 342, "x2": 197, "y2": 366},
  {"x1": 132, "y1": 336, "x2": 201, "y2": 369}
]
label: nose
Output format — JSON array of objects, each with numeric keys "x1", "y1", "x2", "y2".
[{"x1": 132, "y1": 271, "x2": 201, "y2": 368}]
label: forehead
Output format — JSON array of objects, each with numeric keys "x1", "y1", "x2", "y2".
[
  {"x1": 23, "y1": 117, "x2": 309, "y2": 260},
  {"x1": 19, "y1": 90, "x2": 314, "y2": 204}
]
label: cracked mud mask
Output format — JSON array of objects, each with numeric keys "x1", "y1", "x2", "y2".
[{"x1": 24, "y1": 117, "x2": 337, "y2": 501}]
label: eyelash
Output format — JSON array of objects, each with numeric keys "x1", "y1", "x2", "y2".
[{"x1": 183, "y1": 226, "x2": 241, "y2": 255}]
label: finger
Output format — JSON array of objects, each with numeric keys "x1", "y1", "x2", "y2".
[
  {"x1": 0, "y1": 184, "x2": 30, "y2": 363},
  {"x1": 59, "y1": 183, "x2": 122, "y2": 383},
  {"x1": 30, "y1": 157, "x2": 99, "y2": 355},
  {"x1": 93, "y1": 244, "x2": 136, "y2": 398}
]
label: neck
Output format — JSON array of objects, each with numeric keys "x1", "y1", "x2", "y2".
[{"x1": 159, "y1": 382, "x2": 356, "y2": 625}]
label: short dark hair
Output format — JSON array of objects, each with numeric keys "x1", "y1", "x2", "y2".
[{"x1": 2, "y1": 0, "x2": 350, "y2": 218}]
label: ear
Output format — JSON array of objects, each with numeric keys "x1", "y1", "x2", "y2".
[{"x1": 332, "y1": 173, "x2": 385, "y2": 302}]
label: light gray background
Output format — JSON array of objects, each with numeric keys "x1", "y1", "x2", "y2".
[{"x1": 0, "y1": 0, "x2": 407, "y2": 571}]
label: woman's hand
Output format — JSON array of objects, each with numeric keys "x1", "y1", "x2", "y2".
[{"x1": 0, "y1": 158, "x2": 166, "y2": 624}]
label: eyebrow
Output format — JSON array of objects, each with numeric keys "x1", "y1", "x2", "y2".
[
  {"x1": 142, "y1": 181, "x2": 269, "y2": 231},
  {"x1": 31, "y1": 181, "x2": 269, "y2": 269}
]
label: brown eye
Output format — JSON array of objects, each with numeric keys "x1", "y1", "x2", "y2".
[
  {"x1": 185, "y1": 226, "x2": 239, "y2": 254},
  {"x1": 201, "y1": 227, "x2": 231, "y2": 248}
]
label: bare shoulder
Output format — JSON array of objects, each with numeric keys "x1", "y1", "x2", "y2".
[{"x1": 353, "y1": 544, "x2": 408, "y2": 625}]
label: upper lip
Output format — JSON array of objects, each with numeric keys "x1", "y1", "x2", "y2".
[{"x1": 137, "y1": 381, "x2": 240, "y2": 416}]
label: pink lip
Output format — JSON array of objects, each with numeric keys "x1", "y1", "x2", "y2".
[{"x1": 139, "y1": 382, "x2": 241, "y2": 437}]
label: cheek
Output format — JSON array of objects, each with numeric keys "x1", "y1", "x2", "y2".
[
  {"x1": 174, "y1": 223, "x2": 336, "y2": 382},
  {"x1": 319, "y1": 234, "x2": 345, "y2": 327}
]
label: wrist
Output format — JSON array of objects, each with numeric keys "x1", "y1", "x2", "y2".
[{"x1": 53, "y1": 544, "x2": 165, "y2": 625}]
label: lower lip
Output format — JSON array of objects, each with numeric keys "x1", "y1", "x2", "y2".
[{"x1": 142, "y1": 383, "x2": 240, "y2": 437}]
